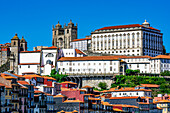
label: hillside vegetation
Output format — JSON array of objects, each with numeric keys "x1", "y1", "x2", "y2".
[{"x1": 111, "y1": 75, "x2": 170, "y2": 96}]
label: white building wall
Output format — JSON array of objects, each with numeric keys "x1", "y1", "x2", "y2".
[
  {"x1": 19, "y1": 52, "x2": 41, "y2": 63},
  {"x1": 91, "y1": 31, "x2": 143, "y2": 56},
  {"x1": 62, "y1": 49, "x2": 76, "y2": 57},
  {"x1": 122, "y1": 58, "x2": 151, "y2": 73},
  {"x1": 18, "y1": 65, "x2": 39, "y2": 75},
  {"x1": 111, "y1": 91, "x2": 151, "y2": 97},
  {"x1": 42, "y1": 49, "x2": 57, "y2": 66},
  {"x1": 57, "y1": 60, "x2": 120, "y2": 74}
]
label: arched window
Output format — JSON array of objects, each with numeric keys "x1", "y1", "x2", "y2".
[
  {"x1": 45, "y1": 53, "x2": 54, "y2": 57},
  {"x1": 46, "y1": 60, "x2": 52, "y2": 64},
  {"x1": 58, "y1": 38, "x2": 63, "y2": 46},
  {"x1": 14, "y1": 41, "x2": 16, "y2": 46}
]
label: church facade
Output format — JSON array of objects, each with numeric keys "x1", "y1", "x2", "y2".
[{"x1": 52, "y1": 20, "x2": 77, "y2": 49}]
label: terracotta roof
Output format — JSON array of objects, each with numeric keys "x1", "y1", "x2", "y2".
[
  {"x1": 137, "y1": 102, "x2": 150, "y2": 104},
  {"x1": 34, "y1": 90, "x2": 44, "y2": 94},
  {"x1": 112, "y1": 104, "x2": 139, "y2": 108},
  {"x1": 140, "y1": 84, "x2": 160, "y2": 88},
  {"x1": 34, "y1": 95, "x2": 39, "y2": 97},
  {"x1": 95, "y1": 24, "x2": 160, "y2": 32},
  {"x1": 53, "y1": 94, "x2": 65, "y2": 98},
  {"x1": 151, "y1": 55, "x2": 170, "y2": 59},
  {"x1": 21, "y1": 86, "x2": 28, "y2": 89},
  {"x1": 107, "y1": 87, "x2": 152, "y2": 92},
  {"x1": 110, "y1": 96, "x2": 140, "y2": 99},
  {"x1": 72, "y1": 37, "x2": 91, "y2": 42},
  {"x1": 34, "y1": 86, "x2": 39, "y2": 89},
  {"x1": 155, "y1": 100, "x2": 170, "y2": 103},
  {"x1": 43, "y1": 46, "x2": 57, "y2": 49},
  {"x1": 88, "y1": 97, "x2": 101, "y2": 100},
  {"x1": 61, "y1": 81, "x2": 77, "y2": 84},
  {"x1": 58, "y1": 55, "x2": 152, "y2": 61},
  {"x1": 82, "y1": 85, "x2": 92, "y2": 88},
  {"x1": 5, "y1": 86, "x2": 12, "y2": 88},
  {"x1": 64, "y1": 99, "x2": 83, "y2": 103},
  {"x1": 17, "y1": 81, "x2": 30, "y2": 85},
  {"x1": 20, "y1": 50, "x2": 41, "y2": 53},
  {"x1": 0, "y1": 83, "x2": 5, "y2": 86},
  {"x1": 58, "y1": 56, "x2": 119, "y2": 61},
  {"x1": 18, "y1": 63, "x2": 40, "y2": 65},
  {"x1": 42, "y1": 76, "x2": 56, "y2": 80},
  {"x1": 75, "y1": 49, "x2": 85, "y2": 55},
  {"x1": 23, "y1": 75, "x2": 42, "y2": 79}
]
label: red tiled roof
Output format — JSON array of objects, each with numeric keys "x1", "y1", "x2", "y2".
[
  {"x1": 110, "y1": 96, "x2": 141, "y2": 99},
  {"x1": 58, "y1": 56, "x2": 119, "y2": 61},
  {"x1": 34, "y1": 90, "x2": 44, "y2": 94},
  {"x1": 107, "y1": 87, "x2": 152, "y2": 92},
  {"x1": 20, "y1": 50, "x2": 41, "y2": 53},
  {"x1": 18, "y1": 63, "x2": 40, "y2": 65},
  {"x1": 17, "y1": 81, "x2": 30, "y2": 85},
  {"x1": 82, "y1": 85, "x2": 92, "y2": 88},
  {"x1": 151, "y1": 55, "x2": 170, "y2": 59},
  {"x1": 75, "y1": 49, "x2": 85, "y2": 55},
  {"x1": 140, "y1": 84, "x2": 160, "y2": 88},
  {"x1": 72, "y1": 37, "x2": 91, "y2": 42},
  {"x1": 43, "y1": 46, "x2": 57, "y2": 49},
  {"x1": 58, "y1": 55, "x2": 152, "y2": 61},
  {"x1": 95, "y1": 24, "x2": 160, "y2": 32}
]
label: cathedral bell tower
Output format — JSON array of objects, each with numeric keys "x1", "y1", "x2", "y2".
[
  {"x1": 10, "y1": 33, "x2": 20, "y2": 74},
  {"x1": 20, "y1": 36, "x2": 27, "y2": 51},
  {"x1": 52, "y1": 20, "x2": 77, "y2": 48}
]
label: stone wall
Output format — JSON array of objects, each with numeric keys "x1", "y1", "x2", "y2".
[{"x1": 82, "y1": 76, "x2": 113, "y2": 89}]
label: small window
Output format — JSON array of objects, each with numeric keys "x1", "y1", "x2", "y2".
[
  {"x1": 28, "y1": 65, "x2": 30, "y2": 68},
  {"x1": 67, "y1": 30, "x2": 69, "y2": 33}
]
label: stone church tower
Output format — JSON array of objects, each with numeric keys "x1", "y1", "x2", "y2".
[
  {"x1": 10, "y1": 33, "x2": 20, "y2": 74},
  {"x1": 52, "y1": 20, "x2": 77, "y2": 48},
  {"x1": 9, "y1": 34, "x2": 27, "y2": 74},
  {"x1": 20, "y1": 36, "x2": 27, "y2": 51}
]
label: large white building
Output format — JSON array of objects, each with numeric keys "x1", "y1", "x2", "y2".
[
  {"x1": 57, "y1": 55, "x2": 170, "y2": 75},
  {"x1": 17, "y1": 46, "x2": 86, "y2": 75},
  {"x1": 70, "y1": 37, "x2": 91, "y2": 51},
  {"x1": 108, "y1": 87, "x2": 152, "y2": 97},
  {"x1": 91, "y1": 20, "x2": 163, "y2": 57}
]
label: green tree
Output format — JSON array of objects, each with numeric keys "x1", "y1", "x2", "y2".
[
  {"x1": 50, "y1": 69, "x2": 68, "y2": 83},
  {"x1": 98, "y1": 82, "x2": 108, "y2": 90},
  {"x1": 161, "y1": 71, "x2": 170, "y2": 76}
]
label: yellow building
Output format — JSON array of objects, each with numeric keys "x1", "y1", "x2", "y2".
[{"x1": 155, "y1": 100, "x2": 170, "y2": 113}]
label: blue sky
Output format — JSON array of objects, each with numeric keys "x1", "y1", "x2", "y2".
[{"x1": 0, "y1": 0, "x2": 170, "y2": 52}]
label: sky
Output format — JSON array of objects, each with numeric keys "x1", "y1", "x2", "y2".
[{"x1": 0, "y1": 0, "x2": 170, "y2": 52}]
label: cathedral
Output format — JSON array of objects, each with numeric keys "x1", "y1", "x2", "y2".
[{"x1": 52, "y1": 20, "x2": 77, "y2": 49}]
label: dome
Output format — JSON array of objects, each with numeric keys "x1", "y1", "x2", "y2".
[
  {"x1": 142, "y1": 20, "x2": 150, "y2": 27},
  {"x1": 12, "y1": 33, "x2": 19, "y2": 40},
  {"x1": 68, "y1": 19, "x2": 74, "y2": 25},
  {"x1": 20, "y1": 36, "x2": 26, "y2": 43},
  {"x1": 56, "y1": 21, "x2": 61, "y2": 27},
  {"x1": 142, "y1": 20, "x2": 150, "y2": 25}
]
